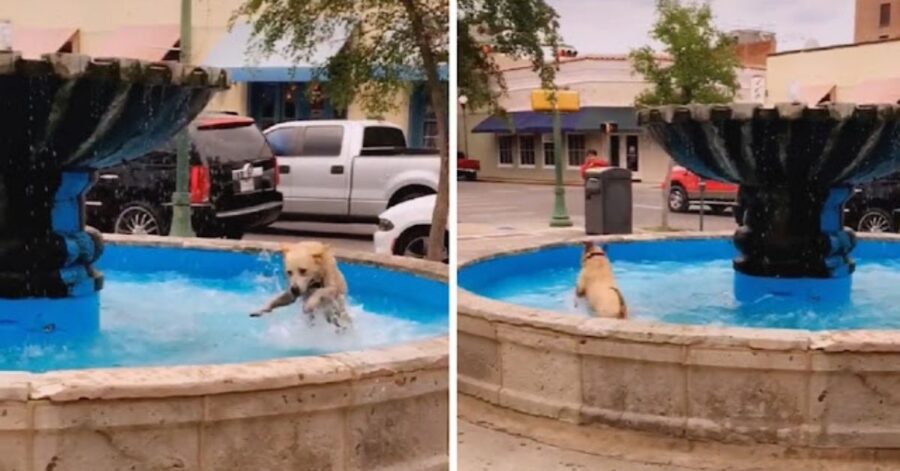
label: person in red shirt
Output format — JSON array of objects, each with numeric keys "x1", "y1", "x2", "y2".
[{"x1": 580, "y1": 149, "x2": 609, "y2": 179}]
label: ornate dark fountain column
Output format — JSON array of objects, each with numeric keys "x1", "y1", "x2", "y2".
[
  {"x1": 640, "y1": 104, "x2": 900, "y2": 300},
  {"x1": 0, "y1": 51, "x2": 226, "y2": 339}
]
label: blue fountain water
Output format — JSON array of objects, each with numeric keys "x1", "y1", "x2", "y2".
[
  {"x1": 460, "y1": 238, "x2": 900, "y2": 331},
  {"x1": 0, "y1": 245, "x2": 447, "y2": 372}
]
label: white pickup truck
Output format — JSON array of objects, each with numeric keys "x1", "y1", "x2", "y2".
[{"x1": 263, "y1": 120, "x2": 440, "y2": 220}]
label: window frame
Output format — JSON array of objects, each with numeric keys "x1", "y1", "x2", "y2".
[
  {"x1": 518, "y1": 135, "x2": 537, "y2": 168},
  {"x1": 566, "y1": 133, "x2": 587, "y2": 169},
  {"x1": 881, "y1": 2, "x2": 892, "y2": 27},
  {"x1": 497, "y1": 134, "x2": 515, "y2": 168},
  {"x1": 541, "y1": 134, "x2": 556, "y2": 169}
]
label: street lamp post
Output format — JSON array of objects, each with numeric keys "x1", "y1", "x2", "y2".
[
  {"x1": 169, "y1": 0, "x2": 195, "y2": 237},
  {"x1": 458, "y1": 95, "x2": 469, "y2": 157},
  {"x1": 549, "y1": 104, "x2": 572, "y2": 227},
  {"x1": 532, "y1": 90, "x2": 576, "y2": 228}
]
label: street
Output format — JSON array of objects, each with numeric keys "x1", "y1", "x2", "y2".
[
  {"x1": 459, "y1": 180, "x2": 736, "y2": 239},
  {"x1": 245, "y1": 221, "x2": 376, "y2": 252}
]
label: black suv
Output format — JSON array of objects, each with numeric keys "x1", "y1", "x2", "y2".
[
  {"x1": 86, "y1": 114, "x2": 283, "y2": 238},
  {"x1": 844, "y1": 173, "x2": 900, "y2": 233}
]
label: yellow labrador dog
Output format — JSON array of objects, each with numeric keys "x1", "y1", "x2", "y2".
[
  {"x1": 251, "y1": 241, "x2": 352, "y2": 331},
  {"x1": 576, "y1": 241, "x2": 627, "y2": 319}
]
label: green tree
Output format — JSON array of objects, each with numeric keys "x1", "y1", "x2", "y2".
[
  {"x1": 457, "y1": 0, "x2": 563, "y2": 114},
  {"x1": 630, "y1": 0, "x2": 739, "y2": 106},
  {"x1": 232, "y1": 0, "x2": 449, "y2": 262},
  {"x1": 629, "y1": 0, "x2": 739, "y2": 228}
]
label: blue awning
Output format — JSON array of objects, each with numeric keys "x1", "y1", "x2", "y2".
[
  {"x1": 202, "y1": 23, "x2": 448, "y2": 83},
  {"x1": 472, "y1": 107, "x2": 639, "y2": 134}
]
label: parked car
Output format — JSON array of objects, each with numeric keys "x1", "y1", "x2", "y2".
[
  {"x1": 843, "y1": 173, "x2": 900, "y2": 232},
  {"x1": 264, "y1": 120, "x2": 440, "y2": 221},
  {"x1": 666, "y1": 165, "x2": 739, "y2": 213},
  {"x1": 458, "y1": 151, "x2": 480, "y2": 180},
  {"x1": 374, "y1": 194, "x2": 448, "y2": 263},
  {"x1": 86, "y1": 114, "x2": 283, "y2": 239}
]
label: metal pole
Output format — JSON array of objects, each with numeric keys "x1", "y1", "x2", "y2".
[
  {"x1": 549, "y1": 106, "x2": 573, "y2": 227},
  {"x1": 170, "y1": 0, "x2": 194, "y2": 237},
  {"x1": 461, "y1": 104, "x2": 469, "y2": 157},
  {"x1": 699, "y1": 179, "x2": 706, "y2": 231}
]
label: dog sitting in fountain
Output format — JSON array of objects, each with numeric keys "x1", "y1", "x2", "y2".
[
  {"x1": 576, "y1": 241, "x2": 628, "y2": 319},
  {"x1": 251, "y1": 241, "x2": 352, "y2": 332}
]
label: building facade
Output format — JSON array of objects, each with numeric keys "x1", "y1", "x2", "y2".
[
  {"x1": 459, "y1": 55, "x2": 766, "y2": 184},
  {"x1": 767, "y1": 39, "x2": 900, "y2": 104},
  {"x1": 855, "y1": 0, "x2": 900, "y2": 42},
  {"x1": 0, "y1": 0, "x2": 444, "y2": 147}
]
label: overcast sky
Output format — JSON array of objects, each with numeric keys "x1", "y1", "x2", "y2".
[{"x1": 548, "y1": 0, "x2": 855, "y2": 54}]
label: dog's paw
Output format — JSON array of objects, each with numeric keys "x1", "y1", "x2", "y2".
[{"x1": 303, "y1": 299, "x2": 320, "y2": 313}]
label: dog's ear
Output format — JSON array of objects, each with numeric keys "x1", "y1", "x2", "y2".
[{"x1": 582, "y1": 241, "x2": 594, "y2": 252}]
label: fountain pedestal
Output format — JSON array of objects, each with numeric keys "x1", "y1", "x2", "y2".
[
  {"x1": 0, "y1": 51, "x2": 225, "y2": 340},
  {"x1": 641, "y1": 103, "x2": 900, "y2": 293}
]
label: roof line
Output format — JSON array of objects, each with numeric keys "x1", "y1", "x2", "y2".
[{"x1": 770, "y1": 36, "x2": 900, "y2": 57}]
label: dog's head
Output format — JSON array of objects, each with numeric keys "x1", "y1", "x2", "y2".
[
  {"x1": 283, "y1": 241, "x2": 334, "y2": 297},
  {"x1": 581, "y1": 241, "x2": 609, "y2": 265}
]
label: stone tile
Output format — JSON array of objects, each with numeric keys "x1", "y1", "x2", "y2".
[
  {"x1": 201, "y1": 410, "x2": 344, "y2": 471},
  {"x1": 352, "y1": 370, "x2": 446, "y2": 407},
  {"x1": 347, "y1": 391, "x2": 447, "y2": 470},
  {"x1": 499, "y1": 342, "x2": 581, "y2": 421},
  {"x1": 458, "y1": 314, "x2": 496, "y2": 339},
  {"x1": 33, "y1": 397, "x2": 203, "y2": 430},
  {"x1": 458, "y1": 333, "x2": 501, "y2": 387},
  {"x1": 808, "y1": 368, "x2": 900, "y2": 448},
  {"x1": 687, "y1": 367, "x2": 808, "y2": 444},
  {"x1": 580, "y1": 355, "x2": 687, "y2": 434},
  {"x1": 496, "y1": 324, "x2": 580, "y2": 353},
  {"x1": 0, "y1": 431, "x2": 28, "y2": 471},
  {"x1": 205, "y1": 382, "x2": 353, "y2": 422},
  {"x1": 688, "y1": 347, "x2": 808, "y2": 371},
  {"x1": 580, "y1": 338, "x2": 684, "y2": 363},
  {"x1": 33, "y1": 424, "x2": 200, "y2": 471}
]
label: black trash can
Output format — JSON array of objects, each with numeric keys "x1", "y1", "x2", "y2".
[{"x1": 584, "y1": 167, "x2": 633, "y2": 235}]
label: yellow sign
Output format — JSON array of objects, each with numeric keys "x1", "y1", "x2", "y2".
[{"x1": 530, "y1": 90, "x2": 580, "y2": 112}]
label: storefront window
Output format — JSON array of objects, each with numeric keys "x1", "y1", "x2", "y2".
[
  {"x1": 542, "y1": 134, "x2": 555, "y2": 167},
  {"x1": 567, "y1": 134, "x2": 586, "y2": 167},
  {"x1": 423, "y1": 100, "x2": 439, "y2": 149},
  {"x1": 498, "y1": 135, "x2": 515, "y2": 166},
  {"x1": 249, "y1": 82, "x2": 342, "y2": 128},
  {"x1": 519, "y1": 135, "x2": 536, "y2": 167}
]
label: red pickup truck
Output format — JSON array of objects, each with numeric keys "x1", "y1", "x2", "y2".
[
  {"x1": 458, "y1": 152, "x2": 481, "y2": 180},
  {"x1": 666, "y1": 165, "x2": 739, "y2": 213}
]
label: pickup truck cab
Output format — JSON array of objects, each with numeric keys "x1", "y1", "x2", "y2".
[{"x1": 264, "y1": 120, "x2": 439, "y2": 220}]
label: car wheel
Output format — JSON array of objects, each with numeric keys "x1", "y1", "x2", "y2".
[
  {"x1": 224, "y1": 229, "x2": 244, "y2": 240},
  {"x1": 857, "y1": 208, "x2": 894, "y2": 233},
  {"x1": 394, "y1": 192, "x2": 428, "y2": 206},
  {"x1": 465, "y1": 172, "x2": 477, "y2": 181},
  {"x1": 394, "y1": 226, "x2": 448, "y2": 261},
  {"x1": 114, "y1": 203, "x2": 164, "y2": 236},
  {"x1": 667, "y1": 185, "x2": 690, "y2": 213}
]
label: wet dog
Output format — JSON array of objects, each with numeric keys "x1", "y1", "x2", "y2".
[
  {"x1": 251, "y1": 241, "x2": 352, "y2": 331},
  {"x1": 576, "y1": 241, "x2": 627, "y2": 319}
]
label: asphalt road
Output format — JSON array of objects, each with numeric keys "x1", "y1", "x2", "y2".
[
  {"x1": 459, "y1": 180, "x2": 737, "y2": 234},
  {"x1": 245, "y1": 221, "x2": 376, "y2": 252}
]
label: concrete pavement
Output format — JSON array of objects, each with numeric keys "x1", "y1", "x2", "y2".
[{"x1": 459, "y1": 180, "x2": 735, "y2": 242}]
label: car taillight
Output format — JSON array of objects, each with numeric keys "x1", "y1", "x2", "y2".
[
  {"x1": 272, "y1": 158, "x2": 280, "y2": 187},
  {"x1": 190, "y1": 165, "x2": 210, "y2": 203}
]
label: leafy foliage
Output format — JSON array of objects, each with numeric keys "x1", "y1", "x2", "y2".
[
  {"x1": 457, "y1": 0, "x2": 563, "y2": 112},
  {"x1": 629, "y1": 0, "x2": 739, "y2": 106}
]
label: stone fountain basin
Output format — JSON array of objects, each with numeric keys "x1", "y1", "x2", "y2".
[
  {"x1": 0, "y1": 236, "x2": 447, "y2": 471},
  {"x1": 458, "y1": 232, "x2": 900, "y2": 450}
]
